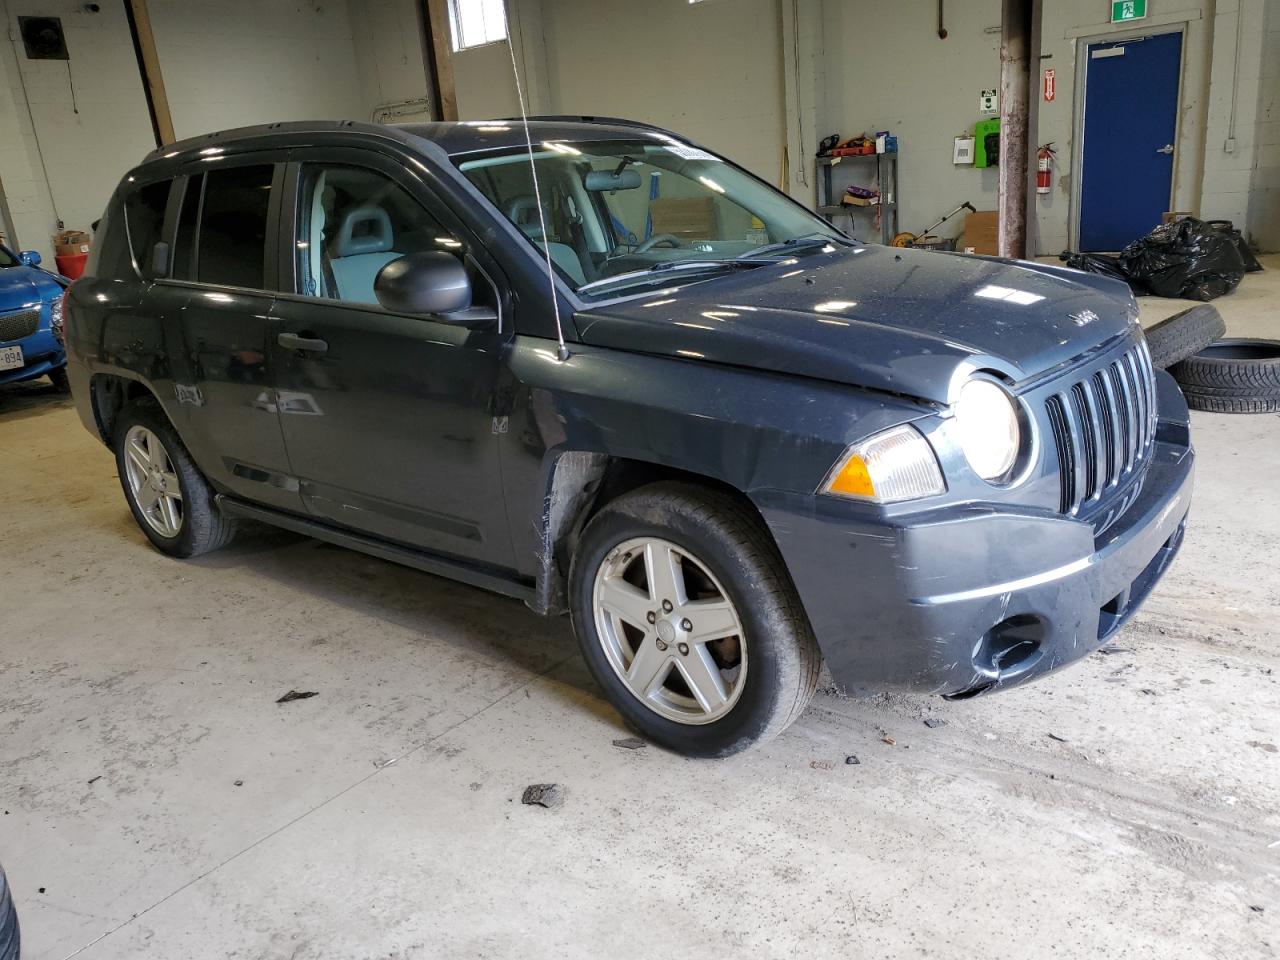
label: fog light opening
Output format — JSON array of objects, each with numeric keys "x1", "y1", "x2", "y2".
[{"x1": 975, "y1": 614, "x2": 1046, "y2": 676}]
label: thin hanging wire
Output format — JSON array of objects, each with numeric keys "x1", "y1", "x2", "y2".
[{"x1": 506, "y1": 31, "x2": 569, "y2": 361}]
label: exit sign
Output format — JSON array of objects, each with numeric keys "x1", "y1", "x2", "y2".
[{"x1": 1111, "y1": 0, "x2": 1147, "y2": 22}]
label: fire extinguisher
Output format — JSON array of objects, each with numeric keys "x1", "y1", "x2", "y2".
[{"x1": 1037, "y1": 143, "x2": 1055, "y2": 196}]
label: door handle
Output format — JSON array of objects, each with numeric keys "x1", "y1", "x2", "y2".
[
  {"x1": 277, "y1": 332, "x2": 328, "y2": 353},
  {"x1": 1156, "y1": 144, "x2": 1174, "y2": 154}
]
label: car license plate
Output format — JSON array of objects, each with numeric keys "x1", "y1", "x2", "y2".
[{"x1": 0, "y1": 344, "x2": 23, "y2": 371}]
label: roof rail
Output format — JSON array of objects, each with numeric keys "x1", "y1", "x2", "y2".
[{"x1": 497, "y1": 114, "x2": 685, "y2": 141}]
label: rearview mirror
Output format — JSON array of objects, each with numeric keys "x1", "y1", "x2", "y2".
[
  {"x1": 584, "y1": 169, "x2": 641, "y2": 192},
  {"x1": 19, "y1": 250, "x2": 41, "y2": 267},
  {"x1": 374, "y1": 251, "x2": 473, "y2": 316}
]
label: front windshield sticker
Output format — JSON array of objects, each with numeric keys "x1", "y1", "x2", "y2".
[{"x1": 663, "y1": 145, "x2": 719, "y2": 162}]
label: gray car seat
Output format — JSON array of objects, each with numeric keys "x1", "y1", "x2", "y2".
[
  {"x1": 507, "y1": 197, "x2": 585, "y2": 285},
  {"x1": 329, "y1": 206, "x2": 400, "y2": 304}
]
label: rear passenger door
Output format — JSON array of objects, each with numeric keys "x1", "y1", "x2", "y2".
[
  {"x1": 155, "y1": 155, "x2": 303, "y2": 513},
  {"x1": 267, "y1": 147, "x2": 514, "y2": 568}
]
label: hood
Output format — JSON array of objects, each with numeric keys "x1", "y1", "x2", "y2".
[
  {"x1": 0, "y1": 264, "x2": 61, "y2": 307},
  {"x1": 574, "y1": 244, "x2": 1138, "y2": 404}
]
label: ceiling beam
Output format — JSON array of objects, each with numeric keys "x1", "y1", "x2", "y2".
[
  {"x1": 421, "y1": 0, "x2": 458, "y2": 121},
  {"x1": 124, "y1": 0, "x2": 175, "y2": 146}
]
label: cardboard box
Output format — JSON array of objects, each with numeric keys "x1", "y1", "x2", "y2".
[
  {"x1": 53, "y1": 229, "x2": 90, "y2": 258},
  {"x1": 1162, "y1": 211, "x2": 1193, "y2": 224},
  {"x1": 959, "y1": 211, "x2": 999, "y2": 255}
]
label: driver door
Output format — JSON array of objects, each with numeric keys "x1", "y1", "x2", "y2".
[{"x1": 267, "y1": 148, "x2": 514, "y2": 569}]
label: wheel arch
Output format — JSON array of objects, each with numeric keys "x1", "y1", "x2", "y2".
[
  {"x1": 530, "y1": 451, "x2": 775, "y2": 616},
  {"x1": 89, "y1": 373, "x2": 165, "y2": 448}
]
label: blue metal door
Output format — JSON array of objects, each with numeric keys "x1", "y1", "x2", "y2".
[{"x1": 1079, "y1": 31, "x2": 1182, "y2": 251}]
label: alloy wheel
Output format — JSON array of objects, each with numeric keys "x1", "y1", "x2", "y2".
[
  {"x1": 592, "y1": 537, "x2": 747, "y2": 724},
  {"x1": 122, "y1": 425, "x2": 184, "y2": 538}
]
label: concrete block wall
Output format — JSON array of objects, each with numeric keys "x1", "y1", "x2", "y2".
[
  {"x1": 1199, "y1": 0, "x2": 1268, "y2": 240},
  {"x1": 1247, "y1": 0, "x2": 1279, "y2": 251},
  {"x1": 0, "y1": 1, "x2": 153, "y2": 260}
]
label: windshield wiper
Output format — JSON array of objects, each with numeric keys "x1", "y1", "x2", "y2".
[
  {"x1": 577, "y1": 258, "x2": 774, "y2": 295},
  {"x1": 737, "y1": 233, "x2": 854, "y2": 260}
]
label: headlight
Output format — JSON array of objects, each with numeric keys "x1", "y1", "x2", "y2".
[
  {"x1": 821, "y1": 424, "x2": 946, "y2": 503},
  {"x1": 50, "y1": 291, "x2": 66, "y2": 345},
  {"x1": 954, "y1": 379, "x2": 1020, "y2": 481}
]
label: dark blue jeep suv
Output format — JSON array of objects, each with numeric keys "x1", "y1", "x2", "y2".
[{"x1": 62, "y1": 118, "x2": 1193, "y2": 756}]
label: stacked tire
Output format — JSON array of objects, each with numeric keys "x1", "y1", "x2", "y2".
[
  {"x1": 1170, "y1": 340, "x2": 1280, "y2": 413},
  {"x1": 1142, "y1": 304, "x2": 1280, "y2": 414}
]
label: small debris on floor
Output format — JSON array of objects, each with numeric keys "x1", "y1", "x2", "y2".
[
  {"x1": 38, "y1": 887, "x2": 45, "y2": 894},
  {"x1": 521, "y1": 783, "x2": 563, "y2": 809},
  {"x1": 87, "y1": 775, "x2": 101, "y2": 785},
  {"x1": 923, "y1": 718, "x2": 947, "y2": 728},
  {"x1": 809, "y1": 759, "x2": 833, "y2": 771},
  {"x1": 1250, "y1": 905, "x2": 1265, "y2": 913},
  {"x1": 1247, "y1": 741, "x2": 1278, "y2": 753},
  {"x1": 612, "y1": 737, "x2": 647, "y2": 750},
  {"x1": 373, "y1": 757, "x2": 398, "y2": 769},
  {"x1": 881, "y1": 737, "x2": 896, "y2": 746},
  {"x1": 1098, "y1": 646, "x2": 1130, "y2": 656},
  {"x1": 1047, "y1": 732, "x2": 1068, "y2": 743},
  {"x1": 1139, "y1": 688, "x2": 1159, "y2": 696},
  {"x1": 276, "y1": 690, "x2": 318, "y2": 704},
  {"x1": 233, "y1": 779, "x2": 244, "y2": 787},
  {"x1": 844, "y1": 755, "x2": 860, "y2": 765}
]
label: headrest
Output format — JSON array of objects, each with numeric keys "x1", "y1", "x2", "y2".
[
  {"x1": 331, "y1": 206, "x2": 393, "y2": 257},
  {"x1": 507, "y1": 196, "x2": 545, "y2": 239}
]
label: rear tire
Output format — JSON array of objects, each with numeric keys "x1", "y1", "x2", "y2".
[
  {"x1": 47, "y1": 365, "x2": 69, "y2": 392},
  {"x1": 569, "y1": 482, "x2": 820, "y2": 757},
  {"x1": 112, "y1": 399, "x2": 236, "y2": 557}
]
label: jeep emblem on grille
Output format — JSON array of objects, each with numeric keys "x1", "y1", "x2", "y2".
[{"x1": 1068, "y1": 309, "x2": 1099, "y2": 327}]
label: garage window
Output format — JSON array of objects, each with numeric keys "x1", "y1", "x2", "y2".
[{"x1": 447, "y1": 0, "x2": 506, "y2": 51}]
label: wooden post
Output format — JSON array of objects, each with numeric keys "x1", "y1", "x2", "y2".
[
  {"x1": 421, "y1": 0, "x2": 458, "y2": 121},
  {"x1": 998, "y1": 0, "x2": 1033, "y2": 258},
  {"x1": 124, "y1": 0, "x2": 175, "y2": 146}
]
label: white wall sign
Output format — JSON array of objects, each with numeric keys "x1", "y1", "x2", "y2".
[{"x1": 979, "y1": 89, "x2": 998, "y2": 115}]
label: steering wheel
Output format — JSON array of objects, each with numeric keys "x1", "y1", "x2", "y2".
[{"x1": 634, "y1": 233, "x2": 684, "y2": 253}]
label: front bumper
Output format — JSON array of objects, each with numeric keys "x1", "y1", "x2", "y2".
[
  {"x1": 0, "y1": 326, "x2": 65, "y2": 385},
  {"x1": 759, "y1": 371, "x2": 1194, "y2": 697}
]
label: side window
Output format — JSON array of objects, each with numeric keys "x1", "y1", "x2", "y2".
[
  {"x1": 124, "y1": 179, "x2": 172, "y2": 278},
  {"x1": 170, "y1": 175, "x2": 202, "y2": 282},
  {"x1": 295, "y1": 164, "x2": 467, "y2": 306},
  {"x1": 197, "y1": 164, "x2": 274, "y2": 289}
]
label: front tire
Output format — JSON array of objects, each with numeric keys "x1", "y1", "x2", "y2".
[
  {"x1": 113, "y1": 400, "x2": 236, "y2": 558},
  {"x1": 569, "y1": 482, "x2": 821, "y2": 757}
]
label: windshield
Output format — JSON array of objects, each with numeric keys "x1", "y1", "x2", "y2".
[{"x1": 457, "y1": 138, "x2": 845, "y2": 298}]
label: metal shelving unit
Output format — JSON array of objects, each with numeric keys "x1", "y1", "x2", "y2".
[{"x1": 815, "y1": 153, "x2": 899, "y2": 245}]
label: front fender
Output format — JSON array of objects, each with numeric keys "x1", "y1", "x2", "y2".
[{"x1": 499, "y1": 338, "x2": 933, "y2": 606}]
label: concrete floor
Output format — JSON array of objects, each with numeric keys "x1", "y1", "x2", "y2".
[{"x1": 2, "y1": 259, "x2": 1278, "y2": 960}]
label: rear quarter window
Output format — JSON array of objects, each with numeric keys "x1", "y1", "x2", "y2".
[
  {"x1": 124, "y1": 178, "x2": 172, "y2": 279},
  {"x1": 85, "y1": 194, "x2": 134, "y2": 280}
]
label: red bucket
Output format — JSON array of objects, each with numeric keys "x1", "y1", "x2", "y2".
[{"x1": 55, "y1": 252, "x2": 88, "y2": 279}]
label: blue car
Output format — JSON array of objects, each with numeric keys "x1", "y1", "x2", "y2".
[{"x1": 0, "y1": 245, "x2": 69, "y2": 391}]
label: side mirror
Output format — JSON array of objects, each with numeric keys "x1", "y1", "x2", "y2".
[
  {"x1": 375, "y1": 251, "x2": 473, "y2": 317},
  {"x1": 19, "y1": 250, "x2": 41, "y2": 267}
]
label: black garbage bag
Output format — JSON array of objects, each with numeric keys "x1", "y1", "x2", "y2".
[
  {"x1": 1205, "y1": 219, "x2": 1263, "y2": 273},
  {"x1": 1119, "y1": 217, "x2": 1246, "y2": 301},
  {"x1": 1061, "y1": 251, "x2": 1145, "y2": 293}
]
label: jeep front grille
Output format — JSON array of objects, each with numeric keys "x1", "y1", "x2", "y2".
[
  {"x1": 1045, "y1": 338, "x2": 1157, "y2": 516},
  {"x1": 0, "y1": 308, "x2": 40, "y2": 343}
]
